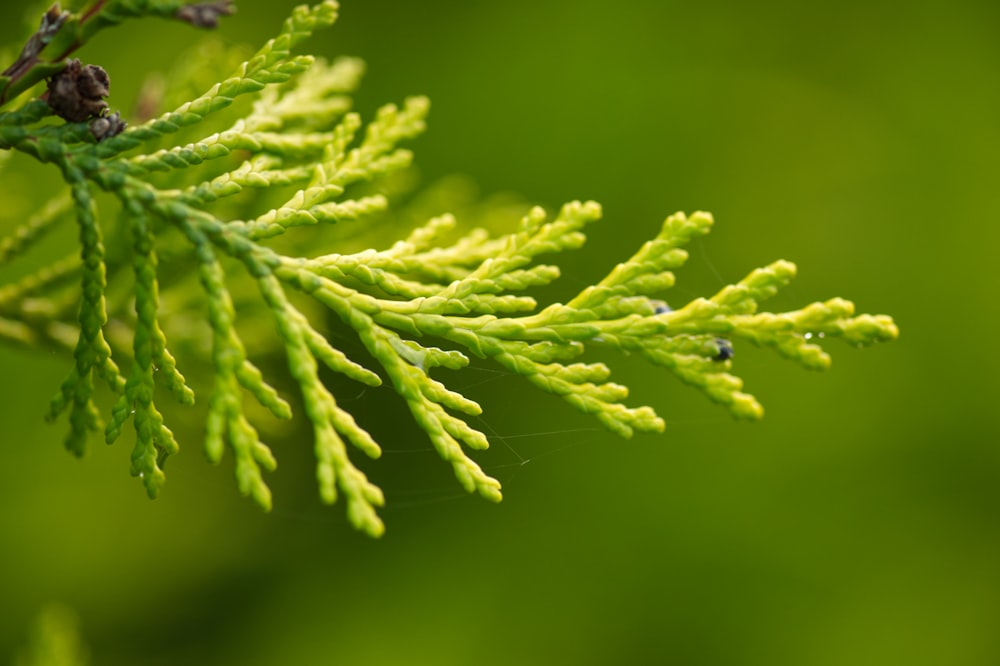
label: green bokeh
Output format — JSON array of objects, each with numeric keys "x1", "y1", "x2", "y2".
[{"x1": 2, "y1": 1, "x2": 997, "y2": 664}]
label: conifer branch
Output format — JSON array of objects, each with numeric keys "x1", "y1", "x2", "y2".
[{"x1": 0, "y1": 0, "x2": 898, "y2": 534}]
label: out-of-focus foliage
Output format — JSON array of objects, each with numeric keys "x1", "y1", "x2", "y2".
[{"x1": 13, "y1": 606, "x2": 87, "y2": 666}]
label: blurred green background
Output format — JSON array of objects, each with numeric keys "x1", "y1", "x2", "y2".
[{"x1": 1, "y1": 0, "x2": 998, "y2": 664}]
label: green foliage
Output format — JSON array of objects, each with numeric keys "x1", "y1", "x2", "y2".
[
  {"x1": 0, "y1": 1, "x2": 898, "y2": 536},
  {"x1": 13, "y1": 605, "x2": 88, "y2": 666}
]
